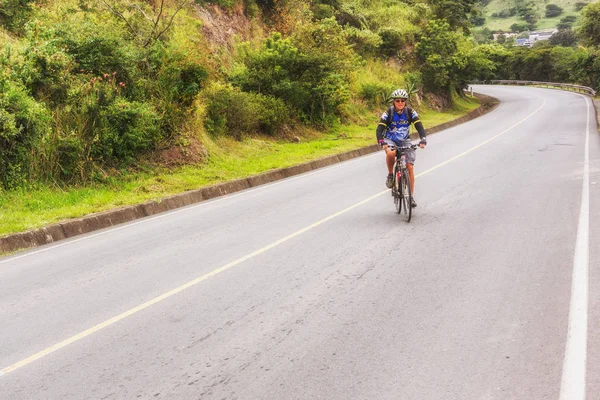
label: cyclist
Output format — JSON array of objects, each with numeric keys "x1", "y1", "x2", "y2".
[{"x1": 376, "y1": 88, "x2": 427, "y2": 208}]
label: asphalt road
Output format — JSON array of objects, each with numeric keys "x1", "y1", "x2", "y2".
[{"x1": 1, "y1": 86, "x2": 599, "y2": 399}]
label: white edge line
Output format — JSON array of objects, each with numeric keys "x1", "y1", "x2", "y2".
[{"x1": 559, "y1": 94, "x2": 591, "y2": 400}]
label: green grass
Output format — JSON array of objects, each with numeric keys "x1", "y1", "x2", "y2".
[{"x1": 0, "y1": 96, "x2": 480, "y2": 237}]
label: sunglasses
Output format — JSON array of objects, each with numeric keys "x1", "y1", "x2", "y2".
[{"x1": 394, "y1": 98, "x2": 407, "y2": 103}]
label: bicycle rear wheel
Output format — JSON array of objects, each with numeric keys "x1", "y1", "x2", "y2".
[{"x1": 400, "y1": 169, "x2": 412, "y2": 222}]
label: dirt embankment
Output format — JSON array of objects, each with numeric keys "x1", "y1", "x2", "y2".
[{"x1": 194, "y1": 3, "x2": 262, "y2": 55}]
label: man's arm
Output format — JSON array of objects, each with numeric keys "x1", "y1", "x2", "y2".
[
  {"x1": 376, "y1": 111, "x2": 389, "y2": 145},
  {"x1": 411, "y1": 110, "x2": 427, "y2": 146},
  {"x1": 376, "y1": 122, "x2": 387, "y2": 144},
  {"x1": 414, "y1": 121, "x2": 426, "y2": 143}
]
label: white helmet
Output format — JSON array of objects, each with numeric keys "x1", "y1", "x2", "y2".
[{"x1": 390, "y1": 88, "x2": 408, "y2": 99}]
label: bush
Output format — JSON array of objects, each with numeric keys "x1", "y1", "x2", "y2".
[
  {"x1": 231, "y1": 22, "x2": 357, "y2": 125},
  {"x1": 510, "y1": 23, "x2": 530, "y2": 33},
  {"x1": 0, "y1": 0, "x2": 35, "y2": 32},
  {"x1": 492, "y1": 9, "x2": 516, "y2": 19},
  {"x1": 470, "y1": 15, "x2": 485, "y2": 26},
  {"x1": 345, "y1": 27, "x2": 382, "y2": 56},
  {"x1": 17, "y1": 32, "x2": 74, "y2": 106},
  {"x1": 546, "y1": 4, "x2": 563, "y2": 18},
  {"x1": 63, "y1": 36, "x2": 137, "y2": 85},
  {"x1": 312, "y1": 4, "x2": 335, "y2": 20},
  {"x1": 59, "y1": 74, "x2": 162, "y2": 171},
  {"x1": 378, "y1": 28, "x2": 411, "y2": 58},
  {"x1": 55, "y1": 135, "x2": 85, "y2": 180},
  {"x1": 0, "y1": 77, "x2": 51, "y2": 189},
  {"x1": 550, "y1": 29, "x2": 578, "y2": 47},
  {"x1": 359, "y1": 82, "x2": 392, "y2": 108},
  {"x1": 204, "y1": 84, "x2": 289, "y2": 139}
]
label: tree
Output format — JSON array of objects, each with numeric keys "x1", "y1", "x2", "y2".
[
  {"x1": 415, "y1": 19, "x2": 465, "y2": 93},
  {"x1": 474, "y1": 27, "x2": 493, "y2": 44},
  {"x1": 550, "y1": 29, "x2": 577, "y2": 47},
  {"x1": 510, "y1": 23, "x2": 529, "y2": 33},
  {"x1": 428, "y1": 0, "x2": 479, "y2": 34},
  {"x1": 545, "y1": 4, "x2": 563, "y2": 18},
  {"x1": 578, "y1": 2, "x2": 600, "y2": 47},
  {"x1": 517, "y1": 2, "x2": 538, "y2": 27},
  {"x1": 470, "y1": 14, "x2": 486, "y2": 26}
]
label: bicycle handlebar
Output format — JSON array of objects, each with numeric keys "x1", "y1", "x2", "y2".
[{"x1": 387, "y1": 144, "x2": 418, "y2": 151}]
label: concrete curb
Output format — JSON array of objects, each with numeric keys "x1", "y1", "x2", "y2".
[{"x1": 0, "y1": 94, "x2": 499, "y2": 255}]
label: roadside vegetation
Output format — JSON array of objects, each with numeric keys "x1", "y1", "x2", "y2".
[
  {"x1": 472, "y1": 0, "x2": 600, "y2": 91},
  {"x1": 1, "y1": 0, "x2": 597, "y2": 235}
]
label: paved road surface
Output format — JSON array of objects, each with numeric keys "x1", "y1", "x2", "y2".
[{"x1": 1, "y1": 86, "x2": 599, "y2": 399}]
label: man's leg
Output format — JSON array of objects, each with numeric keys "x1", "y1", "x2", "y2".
[
  {"x1": 383, "y1": 145, "x2": 396, "y2": 188},
  {"x1": 385, "y1": 148, "x2": 396, "y2": 174}
]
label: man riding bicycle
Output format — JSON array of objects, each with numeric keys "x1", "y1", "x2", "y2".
[{"x1": 376, "y1": 88, "x2": 427, "y2": 208}]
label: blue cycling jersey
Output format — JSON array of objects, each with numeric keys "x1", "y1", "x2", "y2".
[{"x1": 380, "y1": 108, "x2": 419, "y2": 143}]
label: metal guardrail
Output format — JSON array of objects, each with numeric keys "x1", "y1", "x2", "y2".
[{"x1": 471, "y1": 80, "x2": 597, "y2": 97}]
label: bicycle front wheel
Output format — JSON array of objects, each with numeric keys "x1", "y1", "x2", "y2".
[
  {"x1": 394, "y1": 167, "x2": 401, "y2": 213},
  {"x1": 400, "y1": 169, "x2": 412, "y2": 222}
]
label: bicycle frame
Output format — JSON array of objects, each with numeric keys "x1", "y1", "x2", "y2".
[{"x1": 387, "y1": 144, "x2": 417, "y2": 221}]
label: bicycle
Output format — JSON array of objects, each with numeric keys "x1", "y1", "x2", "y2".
[{"x1": 388, "y1": 144, "x2": 417, "y2": 222}]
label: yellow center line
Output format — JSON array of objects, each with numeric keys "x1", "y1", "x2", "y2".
[{"x1": 0, "y1": 98, "x2": 545, "y2": 377}]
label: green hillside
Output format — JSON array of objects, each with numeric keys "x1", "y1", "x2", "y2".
[{"x1": 480, "y1": 0, "x2": 594, "y2": 31}]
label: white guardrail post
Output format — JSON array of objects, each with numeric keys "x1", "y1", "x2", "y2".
[{"x1": 471, "y1": 80, "x2": 596, "y2": 97}]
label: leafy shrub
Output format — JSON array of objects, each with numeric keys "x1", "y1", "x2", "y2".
[
  {"x1": 557, "y1": 22, "x2": 572, "y2": 30},
  {"x1": 55, "y1": 135, "x2": 85, "y2": 180},
  {"x1": 359, "y1": 82, "x2": 392, "y2": 108},
  {"x1": 546, "y1": 4, "x2": 563, "y2": 18},
  {"x1": 63, "y1": 36, "x2": 137, "y2": 85},
  {"x1": 17, "y1": 32, "x2": 74, "y2": 106},
  {"x1": 312, "y1": 4, "x2": 335, "y2": 20},
  {"x1": 550, "y1": 29, "x2": 578, "y2": 47},
  {"x1": 378, "y1": 28, "x2": 409, "y2": 58},
  {"x1": 0, "y1": 0, "x2": 35, "y2": 32},
  {"x1": 92, "y1": 100, "x2": 160, "y2": 164},
  {"x1": 344, "y1": 26, "x2": 382, "y2": 56},
  {"x1": 470, "y1": 15, "x2": 485, "y2": 26},
  {"x1": 491, "y1": 9, "x2": 516, "y2": 19},
  {"x1": 204, "y1": 84, "x2": 289, "y2": 139},
  {"x1": 75, "y1": 77, "x2": 161, "y2": 166},
  {"x1": 232, "y1": 21, "x2": 357, "y2": 125},
  {"x1": 510, "y1": 23, "x2": 530, "y2": 33},
  {"x1": 0, "y1": 77, "x2": 51, "y2": 189}
]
